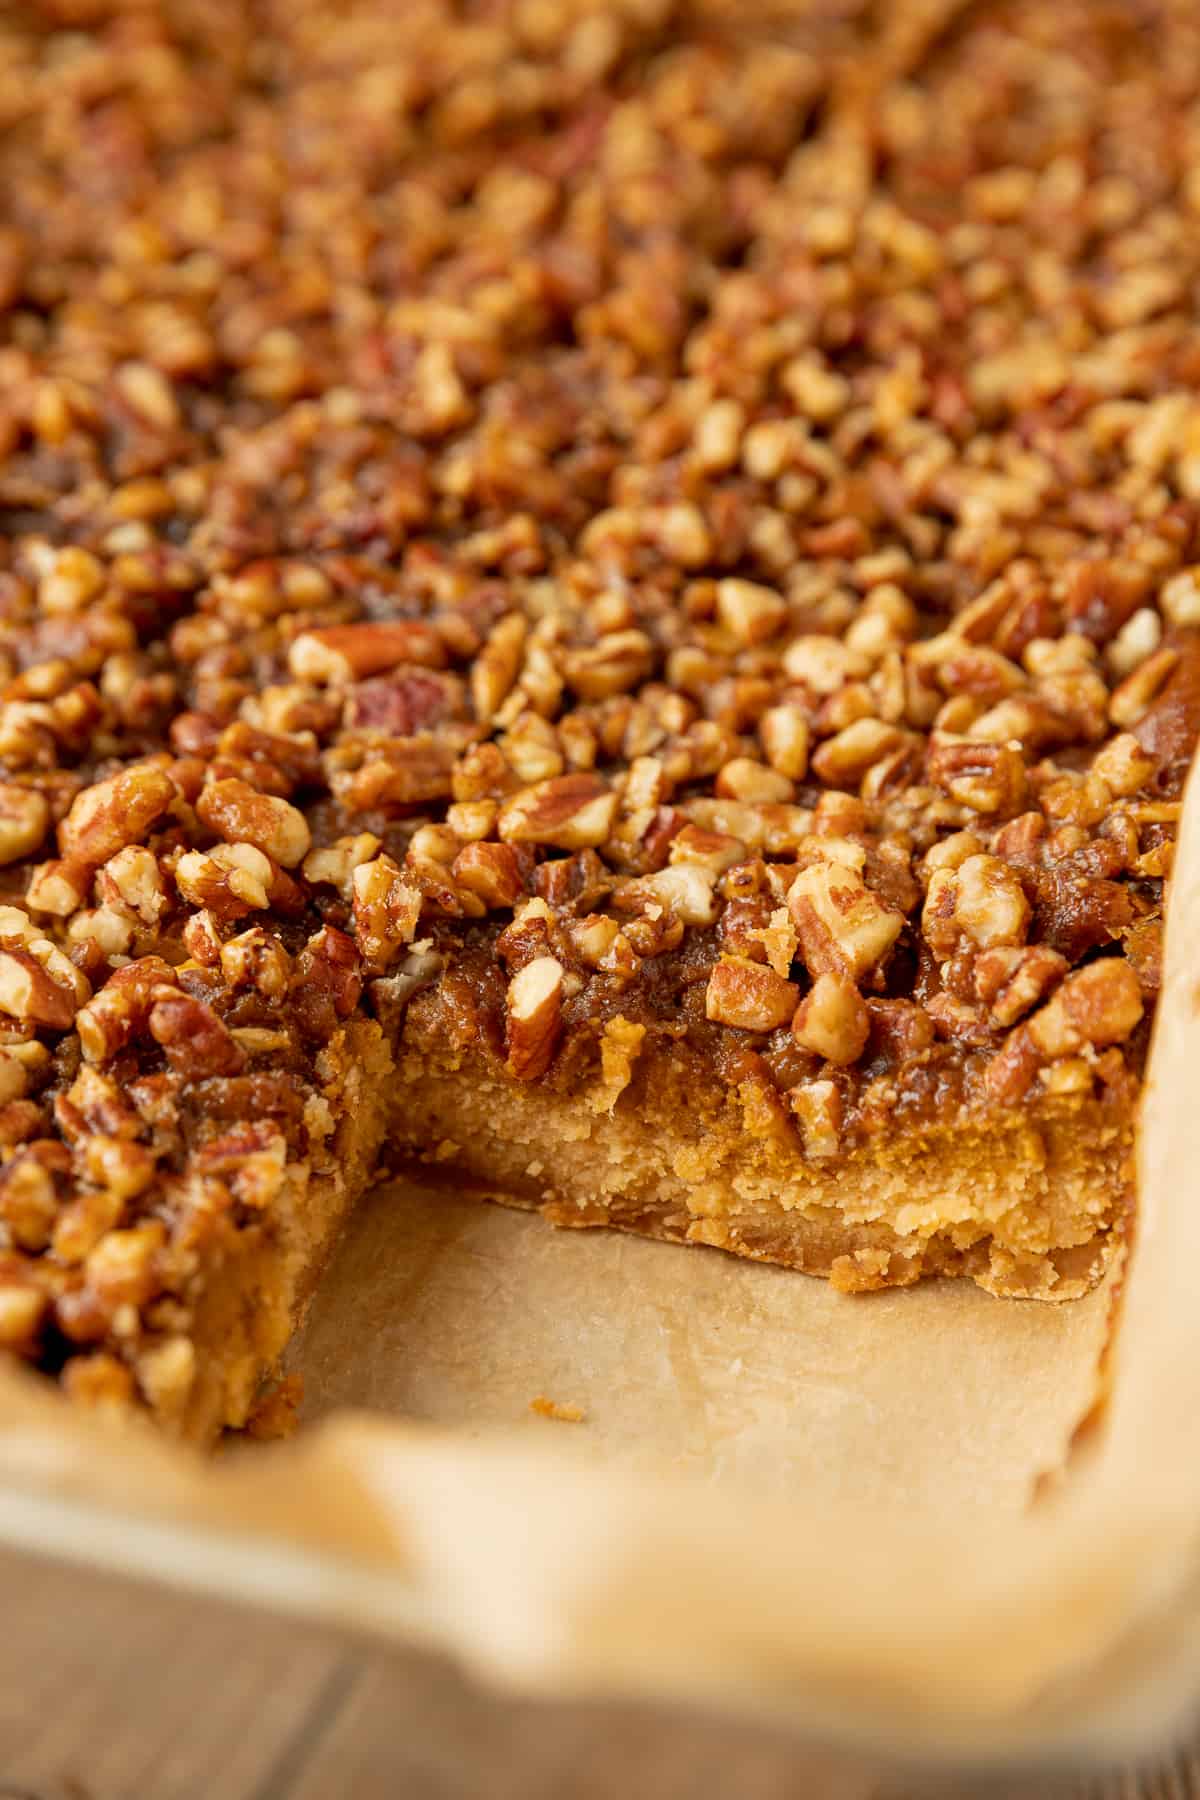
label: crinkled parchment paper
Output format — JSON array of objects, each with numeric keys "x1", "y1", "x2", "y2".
[{"x1": 3, "y1": 764, "x2": 1200, "y2": 1765}]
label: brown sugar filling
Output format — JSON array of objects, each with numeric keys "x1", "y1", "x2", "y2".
[{"x1": 0, "y1": 0, "x2": 1197, "y2": 1438}]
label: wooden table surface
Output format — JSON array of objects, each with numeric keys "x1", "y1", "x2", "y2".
[{"x1": 0, "y1": 1543, "x2": 1193, "y2": 1800}]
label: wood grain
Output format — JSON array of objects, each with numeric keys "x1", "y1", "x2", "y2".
[{"x1": 0, "y1": 1544, "x2": 1194, "y2": 1800}]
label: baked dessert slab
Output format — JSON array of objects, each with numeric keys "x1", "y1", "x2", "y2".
[
  {"x1": 0, "y1": 0, "x2": 1195, "y2": 1438},
  {"x1": 393, "y1": 983, "x2": 1136, "y2": 1304}
]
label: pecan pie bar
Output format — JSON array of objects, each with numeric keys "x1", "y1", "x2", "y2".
[{"x1": 0, "y1": 0, "x2": 1197, "y2": 1440}]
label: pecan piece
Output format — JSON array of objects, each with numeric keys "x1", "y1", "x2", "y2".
[
  {"x1": 216, "y1": 720, "x2": 322, "y2": 790},
  {"x1": 289, "y1": 621, "x2": 447, "y2": 683},
  {"x1": 498, "y1": 774, "x2": 618, "y2": 851},
  {"x1": 926, "y1": 734, "x2": 1028, "y2": 815},
  {"x1": 1026, "y1": 959, "x2": 1143, "y2": 1058},
  {"x1": 505, "y1": 955, "x2": 564, "y2": 1080},
  {"x1": 60, "y1": 1353, "x2": 137, "y2": 1411},
  {"x1": 471, "y1": 613, "x2": 527, "y2": 725},
  {"x1": 0, "y1": 784, "x2": 48, "y2": 866},
  {"x1": 923, "y1": 854, "x2": 1030, "y2": 959},
  {"x1": 621, "y1": 863, "x2": 719, "y2": 928},
  {"x1": 974, "y1": 945, "x2": 1068, "y2": 1027},
  {"x1": 347, "y1": 669, "x2": 463, "y2": 735},
  {"x1": 291, "y1": 926, "x2": 363, "y2": 1041},
  {"x1": 0, "y1": 943, "x2": 89, "y2": 1029},
  {"x1": 59, "y1": 764, "x2": 175, "y2": 866},
  {"x1": 219, "y1": 926, "x2": 292, "y2": 998},
  {"x1": 175, "y1": 842, "x2": 277, "y2": 920},
  {"x1": 137, "y1": 1337, "x2": 197, "y2": 1420},
  {"x1": 811, "y1": 720, "x2": 918, "y2": 788},
  {"x1": 24, "y1": 857, "x2": 90, "y2": 916},
  {"x1": 986, "y1": 960, "x2": 1143, "y2": 1101},
  {"x1": 337, "y1": 740, "x2": 456, "y2": 811},
  {"x1": 589, "y1": 1015, "x2": 647, "y2": 1115},
  {"x1": 563, "y1": 630, "x2": 655, "y2": 700},
  {"x1": 95, "y1": 845, "x2": 168, "y2": 924},
  {"x1": 669, "y1": 824, "x2": 747, "y2": 876},
  {"x1": 792, "y1": 973, "x2": 869, "y2": 1065},
  {"x1": 0, "y1": 1281, "x2": 48, "y2": 1353},
  {"x1": 85, "y1": 1220, "x2": 167, "y2": 1310},
  {"x1": 715, "y1": 578, "x2": 787, "y2": 647},
  {"x1": 195, "y1": 1122, "x2": 288, "y2": 1209},
  {"x1": 81, "y1": 1134, "x2": 157, "y2": 1201},
  {"x1": 715, "y1": 758, "x2": 794, "y2": 805},
  {"x1": 759, "y1": 705, "x2": 810, "y2": 781},
  {"x1": 705, "y1": 956, "x2": 798, "y2": 1031},
  {"x1": 148, "y1": 992, "x2": 245, "y2": 1078},
  {"x1": 0, "y1": 1145, "x2": 65, "y2": 1251},
  {"x1": 787, "y1": 862, "x2": 903, "y2": 981},
  {"x1": 451, "y1": 840, "x2": 527, "y2": 910},
  {"x1": 197, "y1": 777, "x2": 311, "y2": 869},
  {"x1": 302, "y1": 832, "x2": 382, "y2": 897},
  {"x1": 75, "y1": 957, "x2": 178, "y2": 1064},
  {"x1": 790, "y1": 1078, "x2": 842, "y2": 1159},
  {"x1": 351, "y1": 854, "x2": 421, "y2": 969}
]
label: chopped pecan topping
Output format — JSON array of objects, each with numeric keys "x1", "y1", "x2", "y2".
[
  {"x1": 25, "y1": 858, "x2": 89, "y2": 917},
  {"x1": 974, "y1": 946, "x2": 1069, "y2": 1029},
  {"x1": 75, "y1": 959, "x2": 178, "y2": 1065},
  {"x1": 759, "y1": 706, "x2": 811, "y2": 782},
  {"x1": 291, "y1": 927, "x2": 363, "y2": 1040},
  {"x1": 0, "y1": 1282, "x2": 47, "y2": 1354},
  {"x1": 715, "y1": 579, "x2": 787, "y2": 647},
  {"x1": 0, "y1": 949, "x2": 82, "y2": 1030},
  {"x1": 563, "y1": 631, "x2": 655, "y2": 701},
  {"x1": 220, "y1": 927, "x2": 292, "y2": 999},
  {"x1": 1026, "y1": 961, "x2": 1144, "y2": 1059},
  {"x1": 927, "y1": 737, "x2": 1028, "y2": 817},
  {"x1": 95, "y1": 847, "x2": 168, "y2": 925},
  {"x1": 987, "y1": 961, "x2": 1144, "y2": 1101}
]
